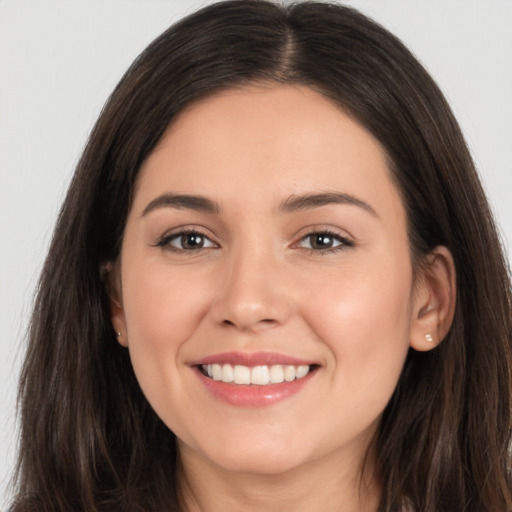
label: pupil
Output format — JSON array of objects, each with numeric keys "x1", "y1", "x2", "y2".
[
  {"x1": 313, "y1": 234, "x2": 332, "y2": 249},
  {"x1": 182, "y1": 233, "x2": 203, "y2": 249}
]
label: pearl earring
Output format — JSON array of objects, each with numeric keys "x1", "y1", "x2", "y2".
[{"x1": 425, "y1": 333, "x2": 433, "y2": 343}]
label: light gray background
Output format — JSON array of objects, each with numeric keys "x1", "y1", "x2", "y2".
[{"x1": 1, "y1": 0, "x2": 511, "y2": 508}]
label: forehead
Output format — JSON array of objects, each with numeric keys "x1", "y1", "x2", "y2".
[{"x1": 134, "y1": 84, "x2": 404, "y2": 221}]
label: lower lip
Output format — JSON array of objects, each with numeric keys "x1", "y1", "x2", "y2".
[{"x1": 195, "y1": 367, "x2": 315, "y2": 407}]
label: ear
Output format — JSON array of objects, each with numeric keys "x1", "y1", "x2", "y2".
[
  {"x1": 101, "y1": 261, "x2": 128, "y2": 347},
  {"x1": 409, "y1": 246, "x2": 456, "y2": 352}
]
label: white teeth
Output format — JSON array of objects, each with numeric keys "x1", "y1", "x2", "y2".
[
  {"x1": 296, "y1": 365, "x2": 309, "y2": 378},
  {"x1": 284, "y1": 365, "x2": 296, "y2": 382},
  {"x1": 233, "y1": 365, "x2": 251, "y2": 384},
  {"x1": 221, "y1": 364, "x2": 234, "y2": 383},
  {"x1": 269, "y1": 364, "x2": 284, "y2": 383},
  {"x1": 251, "y1": 365, "x2": 270, "y2": 385},
  {"x1": 212, "y1": 364, "x2": 222, "y2": 381},
  {"x1": 203, "y1": 363, "x2": 312, "y2": 385}
]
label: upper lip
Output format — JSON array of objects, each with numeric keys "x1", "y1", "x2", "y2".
[{"x1": 190, "y1": 351, "x2": 316, "y2": 367}]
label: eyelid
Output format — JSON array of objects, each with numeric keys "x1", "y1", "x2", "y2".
[
  {"x1": 151, "y1": 224, "x2": 354, "y2": 254},
  {"x1": 153, "y1": 225, "x2": 219, "y2": 252},
  {"x1": 292, "y1": 226, "x2": 355, "y2": 253}
]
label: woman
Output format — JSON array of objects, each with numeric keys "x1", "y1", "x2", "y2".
[{"x1": 12, "y1": 1, "x2": 512, "y2": 511}]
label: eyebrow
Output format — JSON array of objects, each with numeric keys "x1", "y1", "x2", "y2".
[
  {"x1": 141, "y1": 191, "x2": 377, "y2": 217},
  {"x1": 141, "y1": 193, "x2": 221, "y2": 216},
  {"x1": 278, "y1": 192, "x2": 378, "y2": 216}
]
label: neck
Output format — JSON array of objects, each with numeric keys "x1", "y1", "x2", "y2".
[{"x1": 177, "y1": 440, "x2": 381, "y2": 512}]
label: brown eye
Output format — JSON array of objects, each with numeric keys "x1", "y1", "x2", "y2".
[
  {"x1": 309, "y1": 233, "x2": 336, "y2": 249},
  {"x1": 297, "y1": 231, "x2": 353, "y2": 252},
  {"x1": 158, "y1": 230, "x2": 216, "y2": 251},
  {"x1": 179, "y1": 233, "x2": 206, "y2": 249}
]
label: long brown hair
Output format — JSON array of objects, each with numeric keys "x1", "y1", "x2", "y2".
[{"x1": 13, "y1": 1, "x2": 512, "y2": 510}]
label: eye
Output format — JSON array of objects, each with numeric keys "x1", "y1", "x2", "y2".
[
  {"x1": 297, "y1": 230, "x2": 353, "y2": 252},
  {"x1": 157, "y1": 230, "x2": 217, "y2": 252}
]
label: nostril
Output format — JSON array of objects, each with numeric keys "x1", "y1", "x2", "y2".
[{"x1": 220, "y1": 317, "x2": 277, "y2": 330}]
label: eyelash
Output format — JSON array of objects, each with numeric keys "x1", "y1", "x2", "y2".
[
  {"x1": 154, "y1": 228, "x2": 354, "y2": 254},
  {"x1": 155, "y1": 228, "x2": 216, "y2": 252},
  {"x1": 295, "y1": 228, "x2": 354, "y2": 254}
]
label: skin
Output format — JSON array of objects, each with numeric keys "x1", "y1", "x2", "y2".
[{"x1": 111, "y1": 84, "x2": 455, "y2": 512}]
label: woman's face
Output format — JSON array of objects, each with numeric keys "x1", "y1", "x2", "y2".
[{"x1": 114, "y1": 84, "x2": 422, "y2": 475}]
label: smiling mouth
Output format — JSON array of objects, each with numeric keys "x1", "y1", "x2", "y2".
[{"x1": 199, "y1": 363, "x2": 318, "y2": 386}]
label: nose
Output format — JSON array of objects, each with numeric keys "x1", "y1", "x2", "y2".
[{"x1": 209, "y1": 247, "x2": 293, "y2": 333}]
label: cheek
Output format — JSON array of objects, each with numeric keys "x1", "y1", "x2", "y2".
[
  {"x1": 301, "y1": 257, "x2": 413, "y2": 384},
  {"x1": 120, "y1": 261, "x2": 212, "y2": 402},
  {"x1": 123, "y1": 261, "x2": 209, "y2": 346},
  {"x1": 119, "y1": 261, "x2": 222, "y2": 441}
]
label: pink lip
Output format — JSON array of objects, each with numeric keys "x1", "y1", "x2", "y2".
[
  {"x1": 190, "y1": 352, "x2": 318, "y2": 408},
  {"x1": 191, "y1": 351, "x2": 314, "y2": 367}
]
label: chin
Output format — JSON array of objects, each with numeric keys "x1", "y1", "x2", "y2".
[
  {"x1": 187, "y1": 430, "x2": 311, "y2": 476},
  {"x1": 213, "y1": 449, "x2": 307, "y2": 475}
]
